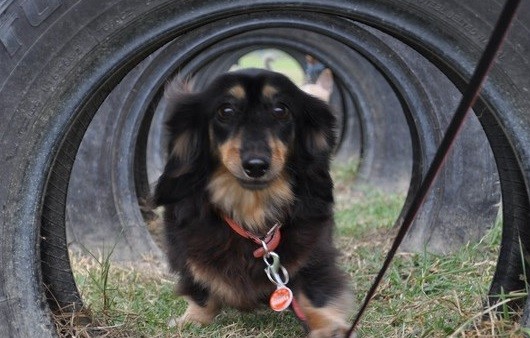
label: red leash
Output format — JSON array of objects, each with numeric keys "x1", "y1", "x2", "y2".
[
  {"x1": 222, "y1": 215, "x2": 307, "y2": 322},
  {"x1": 345, "y1": 1, "x2": 521, "y2": 336}
]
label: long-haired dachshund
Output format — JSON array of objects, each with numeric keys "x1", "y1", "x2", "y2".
[{"x1": 153, "y1": 68, "x2": 353, "y2": 337}]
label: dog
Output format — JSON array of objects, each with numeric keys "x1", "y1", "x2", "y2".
[
  {"x1": 153, "y1": 68, "x2": 353, "y2": 337},
  {"x1": 300, "y1": 68, "x2": 334, "y2": 103}
]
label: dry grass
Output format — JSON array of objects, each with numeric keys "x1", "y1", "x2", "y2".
[
  {"x1": 59, "y1": 149, "x2": 528, "y2": 336},
  {"x1": 340, "y1": 222, "x2": 527, "y2": 337},
  {"x1": 64, "y1": 182, "x2": 528, "y2": 336}
]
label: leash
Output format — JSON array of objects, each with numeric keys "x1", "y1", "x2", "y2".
[
  {"x1": 222, "y1": 215, "x2": 307, "y2": 322},
  {"x1": 345, "y1": 0, "x2": 522, "y2": 336}
]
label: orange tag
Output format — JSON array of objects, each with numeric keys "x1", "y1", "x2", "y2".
[{"x1": 269, "y1": 286, "x2": 293, "y2": 312}]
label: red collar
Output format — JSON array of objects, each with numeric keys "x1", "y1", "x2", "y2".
[
  {"x1": 223, "y1": 215, "x2": 281, "y2": 258},
  {"x1": 222, "y1": 214, "x2": 307, "y2": 323}
]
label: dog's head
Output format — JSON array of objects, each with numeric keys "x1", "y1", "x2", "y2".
[
  {"x1": 153, "y1": 69, "x2": 336, "y2": 207},
  {"x1": 207, "y1": 69, "x2": 297, "y2": 190}
]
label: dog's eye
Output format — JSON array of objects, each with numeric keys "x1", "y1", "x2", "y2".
[
  {"x1": 217, "y1": 104, "x2": 236, "y2": 121},
  {"x1": 272, "y1": 104, "x2": 290, "y2": 120}
]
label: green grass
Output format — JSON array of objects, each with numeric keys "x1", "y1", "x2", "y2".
[
  {"x1": 64, "y1": 161, "x2": 527, "y2": 337},
  {"x1": 66, "y1": 254, "x2": 187, "y2": 337},
  {"x1": 334, "y1": 188, "x2": 404, "y2": 237},
  {"x1": 236, "y1": 49, "x2": 305, "y2": 85},
  {"x1": 68, "y1": 254, "x2": 304, "y2": 337},
  {"x1": 347, "y1": 223, "x2": 523, "y2": 337}
]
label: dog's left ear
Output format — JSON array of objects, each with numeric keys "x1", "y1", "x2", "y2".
[{"x1": 297, "y1": 93, "x2": 337, "y2": 160}]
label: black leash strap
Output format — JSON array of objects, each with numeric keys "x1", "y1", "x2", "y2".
[{"x1": 346, "y1": 0, "x2": 522, "y2": 336}]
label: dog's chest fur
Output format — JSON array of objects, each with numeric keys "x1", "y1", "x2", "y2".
[
  {"x1": 180, "y1": 214, "x2": 282, "y2": 309},
  {"x1": 207, "y1": 166, "x2": 294, "y2": 234},
  {"x1": 179, "y1": 170, "x2": 295, "y2": 308}
]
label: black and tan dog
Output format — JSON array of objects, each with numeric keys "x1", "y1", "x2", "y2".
[{"x1": 153, "y1": 69, "x2": 353, "y2": 337}]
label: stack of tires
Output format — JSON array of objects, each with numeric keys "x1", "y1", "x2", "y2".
[{"x1": 0, "y1": 1, "x2": 528, "y2": 336}]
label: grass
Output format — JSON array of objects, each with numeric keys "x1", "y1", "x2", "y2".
[
  {"x1": 62, "y1": 158, "x2": 528, "y2": 337},
  {"x1": 62, "y1": 55, "x2": 527, "y2": 336},
  {"x1": 347, "y1": 224, "x2": 525, "y2": 337},
  {"x1": 67, "y1": 253, "x2": 304, "y2": 337},
  {"x1": 334, "y1": 187, "x2": 404, "y2": 237}
]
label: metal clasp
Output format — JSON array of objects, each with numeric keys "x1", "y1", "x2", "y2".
[{"x1": 263, "y1": 251, "x2": 289, "y2": 286}]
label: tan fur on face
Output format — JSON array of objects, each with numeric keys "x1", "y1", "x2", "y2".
[
  {"x1": 217, "y1": 133, "x2": 243, "y2": 177},
  {"x1": 207, "y1": 166, "x2": 293, "y2": 233},
  {"x1": 297, "y1": 291, "x2": 354, "y2": 337},
  {"x1": 216, "y1": 132, "x2": 289, "y2": 182},
  {"x1": 269, "y1": 134, "x2": 289, "y2": 171},
  {"x1": 210, "y1": 131, "x2": 293, "y2": 233},
  {"x1": 228, "y1": 85, "x2": 246, "y2": 99},
  {"x1": 262, "y1": 84, "x2": 278, "y2": 99}
]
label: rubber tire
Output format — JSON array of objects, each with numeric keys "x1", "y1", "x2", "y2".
[
  {"x1": 141, "y1": 22, "x2": 499, "y2": 253},
  {"x1": 0, "y1": 1, "x2": 529, "y2": 337}
]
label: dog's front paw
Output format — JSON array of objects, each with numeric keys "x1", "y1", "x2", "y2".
[
  {"x1": 308, "y1": 322, "x2": 356, "y2": 338},
  {"x1": 168, "y1": 312, "x2": 214, "y2": 328},
  {"x1": 168, "y1": 299, "x2": 219, "y2": 328}
]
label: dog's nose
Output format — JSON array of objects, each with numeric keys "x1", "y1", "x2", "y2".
[{"x1": 242, "y1": 158, "x2": 270, "y2": 178}]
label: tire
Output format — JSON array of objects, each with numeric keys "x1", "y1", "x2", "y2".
[{"x1": 0, "y1": 1, "x2": 528, "y2": 336}]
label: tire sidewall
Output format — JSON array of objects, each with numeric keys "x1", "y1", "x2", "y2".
[{"x1": 0, "y1": 0, "x2": 528, "y2": 336}]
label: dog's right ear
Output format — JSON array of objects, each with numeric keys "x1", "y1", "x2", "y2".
[{"x1": 152, "y1": 81, "x2": 208, "y2": 206}]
